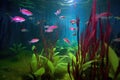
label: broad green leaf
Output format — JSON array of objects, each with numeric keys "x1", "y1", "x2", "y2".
[
  {"x1": 109, "y1": 68, "x2": 114, "y2": 79},
  {"x1": 54, "y1": 64, "x2": 67, "y2": 79},
  {"x1": 108, "y1": 46, "x2": 119, "y2": 72},
  {"x1": 53, "y1": 48, "x2": 56, "y2": 52},
  {"x1": 54, "y1": 52, "x2": 60, "y2": 56},
  {"x1": 53, "y1": 56, "x2": 60, "y2": 65},
  {"x1": 31, "y1": 54, "x2": 38, "y2": 72},
  {"x1": 34, "y1": 67, "x2": 45, "y2": 76},
  {"x1": 68, "y1": 53, "x2": 76, "y2": 63},
  {"x1": 47, "y1": 60, "x2": 55, "y2": 74},
  {"x1": 32, "y1": 45, "x2": 36, "y2": 51}
]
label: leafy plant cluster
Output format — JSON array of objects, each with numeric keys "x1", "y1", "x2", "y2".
[{"x1": 17, "y1": 0, "x2": 120, "y2": 80}]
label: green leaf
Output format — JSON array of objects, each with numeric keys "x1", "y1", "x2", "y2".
[
  {"x1": 54, "y1": 52, "x2": 60, "y2": 56},
  {"x1": 18, "y1": 43, "x2": 22, "y2": 48},
  {"x1": 47, "y1": 60, "x2": 55, "y2": 74},
  {"x1": 53, "y1": 56, "x2": 60, "y2": 65},
  {"x1": 32, "y1": 45, "x2": 36, "y2": 51},
  {"x1": 68, "y1": 53, "x2": 76, "y2": 63},
  {"x1": 9, "y1": 47, "x2": 16, "y2": 52},
  {"x1": 57, "y1": 56, "x2": 69, "y2": 63},
  {"x1": 108, "y1": 46, "x2": 119, "y2": 72},
  {"x1": 34, "y1": 67, "x2": 45, "y2": 76},
  {"x1": 82, "y1": 60, "x2": 97, "y2": 71},
  {"x1": 31, "y1": 54, "x2": 38, "y2": 72},
  {"x1": 21, "y1": 47, "x2": 26, "y2": 50},
  {"x1": 53, "y1": 48, "x2": 56, "y2": 52},
  {"x1": 54, "y1": 63, "x2": 67, "y2": 79}
]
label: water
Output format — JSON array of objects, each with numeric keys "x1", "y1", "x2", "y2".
[{"x1": 0, "y1": 0, "x2": 120, "y2": 80}]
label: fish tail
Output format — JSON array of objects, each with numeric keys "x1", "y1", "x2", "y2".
[
  {"x1": 28, "y1": 41, "x2": 31, "y2": 45},
  {"x1": 9, "y1": 16, "x2": 13, "y2": 22}
]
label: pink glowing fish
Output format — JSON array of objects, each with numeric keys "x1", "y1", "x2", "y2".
[
  {"x1": 48, "y1": 25, "x2": 58, "y2": 30},
  {"x1": 20, "y1": 8, "x2": 33, "y2": 16},
  {"x1": 63, "y1": 38, "x2": 71, "y2": 44},
  {"x1": 70, "y1": 19, "x2": 76, "y2": 25},
  {"x1": 45, "y1": 29, "x2": 53, "y2": 33},
  {"x1": 54, "y1": 9, "x2": 61, "y2": 15},
  {"x1": 29, "y1": 38, "x2": 39, "y2": 43},
  {"x1": 69, "y1": 27, "x2": 76, "y2": 31},
  {"x1": 45, "y1": 25, "x2": 58, "y2": 33},
  {"x1": 59, "y1": 16, "x2": 65, "y2": 19},
  {"x1": 11, "y1": 16, "x2": 25, "y2": 22}
]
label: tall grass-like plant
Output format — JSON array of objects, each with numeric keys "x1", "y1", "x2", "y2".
[{"x1": 67, "y1": 0, "x2": 119, "y2": 80}]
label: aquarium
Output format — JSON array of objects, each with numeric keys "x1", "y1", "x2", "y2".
[{"x1": 0, "y1": 0, "x2": 120, "y2": 80}]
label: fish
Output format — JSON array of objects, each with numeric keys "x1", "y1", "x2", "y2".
[
  {"x1": 20, "y1": 8, "x2": 33, "y2": 16},
  {"x1": 21, "y1": 28, "x2": 28, "y2": 32},
  {"x1": 44, "y1": 25, "x2": 50, "y2": 28},
  {"x1": 112, "y1": 38, "x2": 120, "y2": 42},
  {"x1": 45, "y1": 29, "x2": 53, "y2": 33},
  {"x1": 69, "y1": 27, "x2": 76, "y2": 31},
  {"x1": 11, "y1": 16, "x2": 25, "y2": 22},
  {"x1": 48, "y1": 25, "x2": 58, "y2": 30},
  {"x1": 59, "y1": 16, "x2": 65, "y2": 19},
  {"x1": 96, "y1": 12, "x2": 112, "y2": 21},
  {"x1": 45, "y1": 25, "x2": 58, "y2": 33},
  {"x1": 114, "y1": 16, "x2": 120, "y2": 20},
  {"x1": 29, "y1": 38, "x2": 39, "y2": 43},
  {"x1": 97, "y1": 12, "x2": 111, "y2": 18},
  {"x1": 70, "y1": 19, "x2": 76, "y2": 25},
  {"x1": 63, "y1": 38, "x2": 71, "y2": 44},
  {"x1": 54, "y1": 9, "x2": 61, "y2": 15}
]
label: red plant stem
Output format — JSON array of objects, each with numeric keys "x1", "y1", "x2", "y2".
[{"x1": 76, "y1": 17, "x2": 80, "y2": 55}]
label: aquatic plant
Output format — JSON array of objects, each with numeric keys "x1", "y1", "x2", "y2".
[
  {"x1": 19, "y1": 0, "x2": 35, "y2": 9},
  {"x1": 67, "y1": 0, "x2": 120, "y2": 80},
  {"x1": 29, "y1": 45, "x2": 70, "y2": 80},
  {"x1": 108, "y1": 45, "x2": 120, "y2": 80},
  {"x1": 9, "y1": 43, "x2": 26, "y2": 54}
]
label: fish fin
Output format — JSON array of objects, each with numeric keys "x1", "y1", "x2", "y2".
[{"x1": 28, "y1": 41, "x2": 32, "y2": 45}]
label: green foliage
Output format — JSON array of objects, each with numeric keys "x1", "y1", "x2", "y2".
[
  {"x1": 108, "y1": 46, "x2": 119, "y2": 79},
  {"x1": 47, "y1": 60, "x2": 55, "y2": 74},
  {"x1": 68, "y1": 53, "x2": 99, "y2": 80},
  {"x1": 19, "y1": 0, "x2": 35, "y2": 9},
  {"x1": 30, "y1": 46, "x2": 70, "y2": 80},
  {"x1": 82, "y1": 59, "x2": 98, "y2": 71},
  {"x1": 31, "y1": 54, "x2": 38, "y2": 72},
  {"x1": 9, "y1": 43, "x2": 26, "y2": 54},
  {"x1": 68, "y1": 52, "x2": 76, "y2": 63},
  {"x1": 108, "y1": 46, "x2": 119, "y2": 72},
  {"x1": 29, "y1": 43, "x2": 120, "y2": 80},
  {"x1": 34, "y1": 67, "x2": 45, "y2": 76}
]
